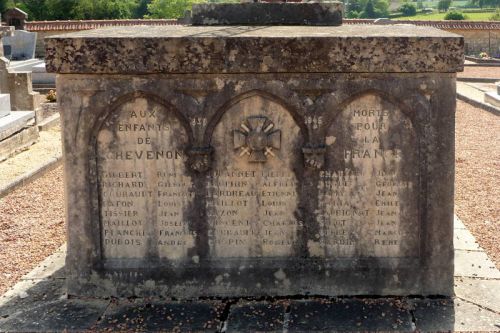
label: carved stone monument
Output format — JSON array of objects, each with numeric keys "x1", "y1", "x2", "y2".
[{"x1": 45, "y1": 3, "x2": 463, "y2": 298}]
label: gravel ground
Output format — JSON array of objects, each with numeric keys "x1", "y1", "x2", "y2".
[
  {"x1": 0, "y1": 100, "x2": 498, "y2": 295},
  {"x1": 455, "y1": 100, "x2": 500, "y2": 268},
  {"x1": 0, "y1": 166, "x2": 65, "y2": 295},
  {"x1": 458, "y1": 66, "x2": 500, "y2": 79}
]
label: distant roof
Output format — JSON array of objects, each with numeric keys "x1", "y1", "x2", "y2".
[
  {"x1": 23, "y1": 18, "x2": 500, "y2": 32},
  {"x1": 344, "y1": 19, "x2": 500, "y2": 30},
  {"x1": 25, "y1": 19, "x2": 179, "y2": 32},
  {"x1": 4, "y1": 7, "x2": 28, "y2": 18}
]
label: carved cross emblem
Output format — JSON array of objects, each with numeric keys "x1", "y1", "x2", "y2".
[{"x1": 233, "y1": 116, "x2": 281, "y2": 163}]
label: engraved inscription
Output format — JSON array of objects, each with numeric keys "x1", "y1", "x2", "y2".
[
  {"x1": 208, "y1": 96, "x2": 303, "y2": 257},
  {"x1": 315, "y1": 94, "x2": 419, "y2": 258},
  {"x1": 96, "y1": 98, "x2": 194, "y2": 260}
]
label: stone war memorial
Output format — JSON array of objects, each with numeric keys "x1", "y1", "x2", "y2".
[{"x1": 45, "y1": 1, "x2": 464, "y2": 299}]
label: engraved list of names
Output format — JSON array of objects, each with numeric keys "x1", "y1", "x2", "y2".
[{"x1": 96, "y1": 98, "x2": 195, "y2": 261}]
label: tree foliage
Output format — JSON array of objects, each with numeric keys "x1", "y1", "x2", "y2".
[
  {"x1": 0, "y1": 0, "x2": 156, "y2": 20},
  {"x1": 399, "y1": 2, "x2": 417, "y2": 16},
  {"x1": 348, "y1": 0, "x2": 389, "y2": 18},
  {"x1": 470, "y1": 0, "x2": 500, "y2": 9},
  {"x1": 71, "y1": 0, "x2": 139, "y2": 20},
  {"x1": 490, "y1": 9, "x2": 500, "y2": 20},
  {"x1": 0, "y1": 0, "x2": 13, "y2": 14},
  {"x1": 437, "y1": 0, "x2": 452, "y2": 12},
  {"x1": 444, "y1": 10, "x2": 467, "y2": 19},
  {"x1": 146, "y1": 0, "x2": 204, "y2": 19}
]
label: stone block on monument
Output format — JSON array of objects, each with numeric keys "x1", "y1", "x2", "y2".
[
  {"x1": 191, "y1": 1, "x2": 343, "y2": 26},
  {"x1": 44, "y1": 2, "x2": 463, "y2": 299}
]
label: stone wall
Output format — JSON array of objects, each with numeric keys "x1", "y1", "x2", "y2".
[{"x1": 452, "y1": 29, "x2": 500, "y2": 56}]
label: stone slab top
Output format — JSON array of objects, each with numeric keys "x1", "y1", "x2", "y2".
[
  {"x1": 191, "y1": 2, "x2": 343, "y2": 26},
  {"x1": 45, "y1": 25, "x2": 464, "y2": 74}
]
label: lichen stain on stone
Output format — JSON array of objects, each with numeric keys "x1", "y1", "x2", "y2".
[
  {"x1": 326, "y1": 136, "x2": 337, "y2": 146},
  {"x1": 274, "y1": 269, "x2": 286, "y2": 280},
  {"x1": 307, "y1": 240, "x2": 323, "y2": 257},
  {"x1": 215, "y1": 78, "x2": 225, "y2": 90},
  {"x1": 144, "y1": 279, "x2": 156, "y2": 289},
  {"x1": 228, "y1": 50, "x2": 238, "y2": 62}
]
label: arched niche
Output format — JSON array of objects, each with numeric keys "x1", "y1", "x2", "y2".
[
  {"x1": 207, "y1": 94, "x2": 304, "y2": 258},
  {"x1": 94, "y1": 96, "x2": 195, "y2": 262},
  {"x1": 316, "y1": 92, "x2": 420, "y2": 258}
]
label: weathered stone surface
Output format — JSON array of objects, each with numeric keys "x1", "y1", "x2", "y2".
[
  {"x1": 96, "y1": 97, "x2": 194, "y2": 262},
  {"x1": 0, "y1": 111, "x2": 34, "y2": 140},
  {"x1": 45, "y1": 25, "x2": 464, "y2": 74},
  {"x1": 410, "y1": 298, "x2": 500, "y2": 332},
  {"x1": 0, "y1": 298, "x2": 108, "y2": 331},
  {"x1": 192, "y1": 2, "x2": 343, "y2": 26},
  {"x1": 46, "y1": 20, "x2": 462, "y2": 298},
  {"x1": 455, "y1": 277, "x2": 500, "y2": 314},
  {"x1": 454, "y1": 250, "x2": 500, "y2": 279},
  {"x1": 55, "y1": 71, "x2": 457, "y2": 298},
  {"x1": 288, "y1": 299, "x2": 414, "y2": 331},
  {"x1": 93, "y1": 300, "x2": 223, "y2": 331},
  {"x1": 0, "y1": 112, "x2": 38, "y2": 161},
  {"x1": 225, "y1": 301, "x2": 285, "y2": 332},
  {"x1": 317, "y1": 94, "x2": 419, "y2": 258}
]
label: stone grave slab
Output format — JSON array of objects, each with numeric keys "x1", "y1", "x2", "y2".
[
  {"x1": 0, "y1": 110, "x2": 38, "y2": 161},
  {"x1": 45, "y1": 21, "x2": 463, "y2": 298},
  {"x1": 288, "y1": 299, "x2": 414, "y2": 331},
  {"x1": 225, "y1": 300, "x2": 286, "y2": 332},
  {"x1": 410, "y1": 298, "x2": 500, "y2": 332},
  {"x1": 454, "y1": 227, "x2": 482, "y2": 251},
  {"x1": 455, "y1": 277, "x2": 500, "y2": 314},
  {"x1": 454, "y1": 250, "x2": 500, "y2": 279},
  {"x1": 93, "y1": 300, "x2": 223, "y2": 332},
  {"x1": 0, "y1": 298, "x2": 109, "y2": 332}
]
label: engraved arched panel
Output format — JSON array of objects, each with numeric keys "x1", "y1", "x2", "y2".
[
  {"x1": 96, "y1": 97, "x2": 195, "y2": 261},
  {"x1": 317, "y1": 93, "x2": 419, "y2": 258},
  {"x1": 207, "y1": 95, "x2": 304, "y2": 258}
]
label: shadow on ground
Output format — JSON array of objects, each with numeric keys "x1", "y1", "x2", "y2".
[{"x1": 0, "y1": 265, "x2": 460, "y2": 332}]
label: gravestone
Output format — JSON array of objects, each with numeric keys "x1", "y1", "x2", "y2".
[
  {"x1": 3, "y1": 30, "x2": 37, "y2": 60},
  {"x1": 45, "y1": 2, "x2": 463, "y2": 298},
  {"x1": 0, "y1": 27, "x2": 38, "y2": 161}
]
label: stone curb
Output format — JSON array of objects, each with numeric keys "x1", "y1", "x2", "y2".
[
  {"x1": 457, "y1": 77, "x2": 500, "y2": 83},
  {"x1": 457, "y1": 92, "x2": 500, "y2": 117},
  {"x1": 0, "y1": 155, "x2": 63, "y2": 199},
  {"x1": 464, "y1": 63, "x2": 500, "y2": 67},
  {"x1": 37, "y1": 113, "x2": 60, "y2": 132}
]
